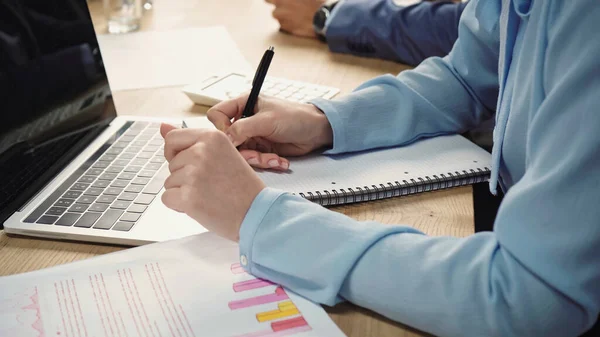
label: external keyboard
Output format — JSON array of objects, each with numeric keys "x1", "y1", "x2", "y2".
[{"x1": 24, "y1": 121, "x2": 167, "y2": 232}]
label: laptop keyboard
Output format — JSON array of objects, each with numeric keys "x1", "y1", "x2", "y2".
[{"x1": 24, "y1": 121, "x2": 168, "y2": 232}]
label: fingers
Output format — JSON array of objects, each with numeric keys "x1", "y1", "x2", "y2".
[
  {"x1": 161, "y1": 187, "x2": 185, "y2": 213},
  {"x1": 207, "y1": 94, "x2": 249, "y2": 131},
  {"x1": 164, "y1": 164, "x2": 195, "y2": 189},
  {"x1": 162, "y1": 128, "x2": 204, "y2": 161},
  {"x1": 167, "y1": 144, "x2": 202, "y2": 173},
  {"x1": 226, "y1": 113, "x2": 276, "y2": 147},
  {"x1": 264, "y1": 0, "x2": 276, "y2": 4},
  {"x1": 239, "y1": 149, "x2": 289, "y2": 171},
  {"x1": 160, "y1": 123, "x2": 178, "y2": 138}
]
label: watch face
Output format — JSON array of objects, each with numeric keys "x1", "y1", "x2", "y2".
[{"x1": 313, "y1": 8, "x2": 329, "y2": 33}]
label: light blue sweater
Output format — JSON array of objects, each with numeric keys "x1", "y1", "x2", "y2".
[{"x1": 238, "y1": 1, "x2": 600, "y2": 336}]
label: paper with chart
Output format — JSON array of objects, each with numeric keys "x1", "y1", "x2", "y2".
[
  {"x1": 97, "y1": 26, "x2": 252, "y2": 91},
  {"x1": 0, "y1": 233, "x2": 345, "y2": 337}
]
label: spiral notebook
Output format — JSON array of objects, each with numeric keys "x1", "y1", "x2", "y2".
[
  {"x1": 256, "y1": 135, "x2": 491, "y2": 206},
  {"x1": 183, "y1": 118, "x2": 491, "y2": 206}
]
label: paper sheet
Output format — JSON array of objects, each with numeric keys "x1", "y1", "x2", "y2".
[
  {"x1": 0, "y1": 233, "x2": 346, "y2": 337},
  {"x1": 97, "y1": 26, "x2": 251, "y2": 91}
]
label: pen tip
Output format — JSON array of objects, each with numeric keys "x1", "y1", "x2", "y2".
[{"x1": 269, "y1": 46, "x2": 274, "y2": 52}]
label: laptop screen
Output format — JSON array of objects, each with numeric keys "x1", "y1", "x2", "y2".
[{"x1": 0, "y1": 0, "x2": 117, "y2": 222}]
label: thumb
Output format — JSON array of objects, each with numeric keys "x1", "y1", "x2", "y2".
[
  {"x1": 160, "y1": 123, "x2": 178, "y2": 139},
  {"x1": 226, "y1": 114, "x2": 276, "y2": 147}
]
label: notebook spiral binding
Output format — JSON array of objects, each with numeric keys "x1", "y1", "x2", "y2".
[{"x1": 298, "y1": 167, "x2": 491, "y2": 206}]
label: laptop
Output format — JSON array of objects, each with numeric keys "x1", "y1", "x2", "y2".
[{"x1": 1, "y1": 0, "x2": 206, "y2": 245}]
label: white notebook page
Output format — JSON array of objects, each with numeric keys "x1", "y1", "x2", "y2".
[{"x1": 258, "y1": 135, "x2": 491, "y2": 195}]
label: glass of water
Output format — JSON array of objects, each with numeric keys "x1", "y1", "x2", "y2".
[{"x1": 103, "y1": 0, "x2": 142, "y2": 34}]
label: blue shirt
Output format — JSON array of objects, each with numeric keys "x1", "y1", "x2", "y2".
[
  {"x1": 325, "y1": 0, "x2": 467, "y2": 66},
  {"x1": 239, "y1": 1, "x2": 600, "y2": 336}
]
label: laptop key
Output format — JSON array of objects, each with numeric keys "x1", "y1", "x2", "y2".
[
  {"x1": 132, "y1": 141, "x2": 147, "y2": 147},
  {"x1": 134, "y1": 194, "x2": 155, "y2": 205},
  {"x1": 92, "y1": 180, "x2": 110, "y2": 188},
  {"x1": 130, "y1": 159, "x2": 147, "y2": 166},
  {"x1": 99, "y1": 154, "x2": 117, "y2": 162},
  {"x1": 150, "y1": 156, "x2": 165, "y2": 163},
  {"x1": 74, "y1": 212, "x2": 102, "y2": 228},
  {"x1": 142, "y1": 165, "x2": 169, "y2": 195},
  {"x1": 118, "y1": 192, "x2": 137, "y2": 201},
  {"x1": 136, "y1": 152, "x2": 153, "y2": 159},
  {"x1": 86, "y1": 168, "x2": 104, "y2": 176},
  {"x1": 92, "y1": 161, "x2": 110, "y2": 168},
  {"x1": 110, "y1": 180, "x2": 128, "y2": 188},
  {"x1": 77, "y1": 195, "x2": 96, "y2": 204},
  {"x1": 78, "y1": 176, "x2": 96, "y2": 184},
  {"x1": 99, "y1": 172, "x2": 118, "y2": 181},
  {"x1": 118, "y1": 172, "x2": 136, "y2": 180},
  {"x1": 55, "y1": 199, "x2": 74, "y2": 207},
  {"x1": 124, "y1": 166, "x2": 142, "y2": 173},
  {"x1": 106, "y1": 147, "x2": 123, "y2": 155},
  {"x1": 105, "y1": 187, "x2": 123, "y2": 195},
  {"x1": 69, "y1": 203, "x2": 89, "y2": 213},
  {"x1": 97, "y1": 195, "x2": 117, "y2": 204},
  {"x1": 71, "y1": 183, "x2": 90, "y2": 190},
  {"x1": 63, "y1": 190, "x2": 83, "y2": 199},
  {"x1": 105, "y1": 166, "x2": 124, "y2": 173},
  {"x1": 84, "y1": 188, "x2": 104, "y2": 196},
  {"x1": 113, "y1": 159, "x2": 130, "y2": 166},
  {"x1": 143, "y1": 145, "x2": 160, "y2": 153},
  {"x1": 137, "y1": 170, "x2": 156, "y2": 178},
  {"x1": 112, "y1": 141, "x2": 129, "y2": 149},
  {"x1": 128, "y1": 204, "x2": 147, "y2": 213},
  {"x1": 120, "y1": 212, "x2": 141, "y2": 222},
  {"x1": 125, "y1": 146, "x2": 143, "y2": 153},
  {"x1": 112, "y1": 221, "x2": 136, "y2": 232},
  {"x1": 124, "y1": 184, "x2": 143, "y2": 193},
  {"x1": 56, "y1": 213, "x2": 81, "y2": 226},
  {"x1": 36, "y1": 215, "x2": 59, "y2": 225},
  {"x1": 111, "y1": 200, "x2": 132, "y2": 210},
  {"x1": 46, "y1": 207, "x2": 67, "y2": 216},
  {"x1": 89, "y1": 203, "x2": 109, "y2": 212},
  {"x1": 93, "y1": 210, "x2": 124, "y2": 230},
  {"x1": 149, "y1": 139, "x2": 164, "y2": 146},
  {"x1": 145, "y1": 163, "x2": 162, "y2": 170},
  {"x1": 119, "y1": 153, "x2": 136, "y2": 159},
  {"x1": 131, "y1": 177, "x2": 150, "y2": 185}
]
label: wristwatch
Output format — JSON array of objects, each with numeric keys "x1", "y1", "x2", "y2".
[{"x1": 313, "y1": 0, "x2": 340, "y2": 42}]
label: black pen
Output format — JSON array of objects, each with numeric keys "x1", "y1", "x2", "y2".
[{"x1": 241, "y1": 46, "x2": 274, "y2": 118}]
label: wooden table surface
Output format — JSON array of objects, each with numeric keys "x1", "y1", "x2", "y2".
[{"x1": 0, "y1": 1, "x2": 475, "y2": 336}]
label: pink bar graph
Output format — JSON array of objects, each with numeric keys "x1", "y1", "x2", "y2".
[
  {"x1": 234, "y1": 325, "x2": 311, "y2": 337},
  {"x1": 228, "y1": 287, "x2": 288, "y2": 310},
  {"x1": 230, "y1": 263, "x2": 246, "y2": 275},
  {"x1": 233, "y1": 279, "x2": 275, "y2": 293}
]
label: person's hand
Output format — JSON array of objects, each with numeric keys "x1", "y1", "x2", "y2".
[
  {"x1": 160, "y1": 123, "x2": 266, "y2": 242},
  {"x1": 265, "y1": 0, "x2": 326, "y2": 38},
  {"x1": 207, "y1": 94, "x2": 333, "y2": 170}
]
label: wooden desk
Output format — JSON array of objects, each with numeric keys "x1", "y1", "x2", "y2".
[{"x1": 0, "y1": 1, "x2": 474, "y2": 336}]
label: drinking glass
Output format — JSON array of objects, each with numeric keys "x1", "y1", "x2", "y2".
[{"x1": 103, "y1": 0, "x2": 142, "y2": 34}]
